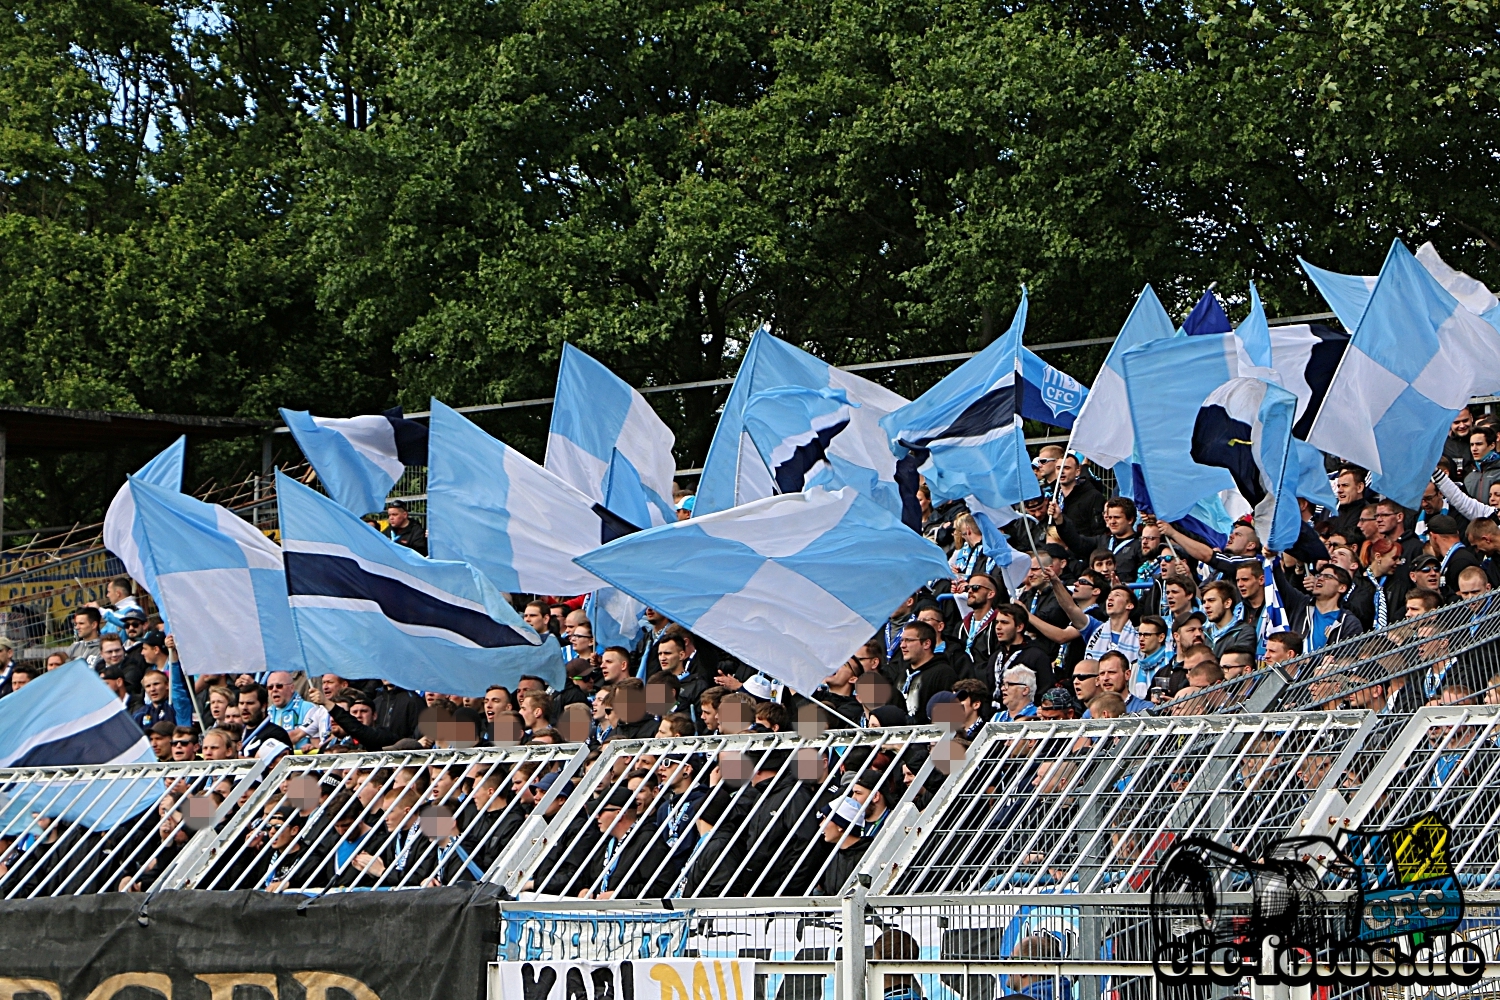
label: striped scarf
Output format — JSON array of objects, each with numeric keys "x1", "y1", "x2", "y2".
[{"x1": 1259, "y1": 557, "x2": 1286, "y2": 657}]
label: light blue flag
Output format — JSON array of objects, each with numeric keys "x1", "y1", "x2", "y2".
[
  {"x1": 696, "y1": 331, "x2": 908, "y2": 517},
  {"x1": 574, "y1": 486, "x2": 951, "y2": 695},
  {"x1": 279, "y1": 407, "x2": 428, "y2": 515},
  {"x1": 278, "y1": 471, "x2": 564, "y2": 695},
  {"x1": 129, "y1": 477, "x2": 304, "y2": 676},
  {"x1": 1300, "y1": 242, "x2": 1500, "y2": 338},
  {"x1": 1018, "y1": 348, "x2": 1088, "y2": 430},
  {"x1": 102, "y1": 435, "x2": 186, "y2": 597},
  {"x1": 1070, "y1": 285, "x2": 1177, "y2": 472},
  {"x1": 744, "y1": 386, "x2": 858, "y2": 493},
  {"x1": 428, "y1": 399, "x2": 624, "y2": 596},
  {"x1": 546, "y1": 343, "x2": 677, "y2": 527},
  {"x1": 1120, "y1": 334, "x2": 1250, "y2": 521},
  {"x1": 1191, "y1": 377, "x2": 1302, "y2": 550},
  {"x1": 1305, "y1": 241, "x2": 1500, "y2": 507},
  {"x1": 1299, "y1": 257, "x2": 1380, "y2": 334},
  {"x1": 880, "y1": 290, "x2": 1041, "y2": 513}
]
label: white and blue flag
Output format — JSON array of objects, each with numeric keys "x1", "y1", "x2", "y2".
[
  {"x1": 696, "y1": 331, "x2": 908, "y2": 518},
  {"x1": 103, "y1": 435, "x2": 185, "y2": 594},
  {"x1": 1018, "y1": 348, "x2": 1088, "y2": 430},
  {"x1": 280, "y1": 406, "x2": 428, "y2": 515},
  {"x1": 277, "y1": 471, "x2": 564, "y2": 695},
  {"x1": 880, "y1": 291, "x2": 1041, "y2": 517},
  {"x1": 1120, "y1": 333, "x2": 1263, "y2": 521},
  {"x1": 428, "y1": 400, "x2": 625, "y2": 596},
  {"x1": 1070, "y1": 285, "x2": 1177, "y2": 472},
  {"x1": 574, "y1": 486, "x2": 951, "y2": 694},
  {"x1": 546, "y1": 343, "x2": 677, "y2": 527},
  {"x1": 1301, "y1": 242, "x2": 1500, "y2": 336},
  {"x1": 1191, "y1": 377, "x2": 1301, "y2": 550},
  {"x1": 743, "y1": 386, "x2": 860, "y2": 495},
  {"x1": 0, "y1": 661, "x2": 153, "y2": 768},
  {"x1": 1304, "y1": 241, "x2": 1500, "y2": 507},
  {"x1": 129, "y1": 477, "x2": 303, "y2": 676}
]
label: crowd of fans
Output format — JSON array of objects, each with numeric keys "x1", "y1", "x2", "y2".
[{"x1": 2, "y1": 406, "x2": 1500, "y2": 898}]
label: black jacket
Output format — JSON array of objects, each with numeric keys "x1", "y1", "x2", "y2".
[
  {"x1": 1441, "y1": 544, "x2": 1485, "y2": 599},
  {"x1": 900, "y1": 659, "x2": 957, "y2": 724},
  {"x1": 385, "y1": 518, "x2": 427, "y2": 556},
  {"x1": 374, "y1": 685, "x2": 423, "y2": 740},
  {"x1": 990, "y1": 640, "x2": 1056, "y2": 709},
  {"x1": 329, "y1": 704, "x2": 398, "y2": 751},
  {"x1": 1056, "y1": 518, "x2": 1143, "y2": 582},
  {"x1": 1057, "y1": 476, "x2": 1107, "y2": 537},
  {"x1": 1345, "y1": 570, "x2": 1411, "y2": 631}
]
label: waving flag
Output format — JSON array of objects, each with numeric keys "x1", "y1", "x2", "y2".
[
  {"x1": 428, "y1": 400, "x2": 625, "y2": 596},
  {"x1": 102, "y1": 435, "x2": 185, "y2": 594},
  {"x1": 1070, "y1": 286, "x2": 1177, "y2": 472},
  {"x1": 1305, "y1": 241, "x2": 1500, "y2": 507},
  {"x1": 1182, "y1": 289, "x2": 1233, "y2": 337},
  {"x1": 547, "y1": 344, "x2": 677, "y2": 527},
  {"x1": 743, "y1": 386, "x2": 860, "y2": 495},
  {"x1": 0, "y1": 662, "x2": 153, "y2": 768},
  {"x1": 574, "y1": 487, "x2": 951, "y2": 694},
  {"x1": 1191, "y1": 377, "x2": 1301, "y2": 550},
  {"x1": 881, "y1": 290, "x2": 1040, "y2": 516},
  {"x1": 278, "y1": 472, "x2": 564, "y2": 695},
  {"x1": 1018, "y1": 349, "x2": 1088, "y2": 430},
  {"x1": 279, "y1": 406, "x2": 428, "y2": 515},
  {"x1": 130, "y1": 477, "x2": 303, "y2": 676},
  {"x1": 1301, "y1": 242, "x2": 1500, "y2": 338},
  {"x1": 697, "y1": 332, "x2": 908, "y2": 518}
]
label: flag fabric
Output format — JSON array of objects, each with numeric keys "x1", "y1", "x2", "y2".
[
  {"x1": 0, "y1": 661, "x2": 153, "y2": 768},
  {"x1": 573, "y1": 486, "x2": 951, "y2": 695},
  {"x1": 102, "y1": 435, "x2": 186, "y2": 594},
  {"x1": 277, "y1": 471, "x2": 564, "y2": 695},
  {"x1": 743, "y1": 386, "x2": 860, "y2": 495},
  {"x1": 1301, "y1": 242, "x2": 1500, "y2": 338},
  {"x1": 1304, "y1": 241, "x2": 1500, "y2": 507},
  {"x1": 546, "y1": 343, "x2": 677, "y2": 527},
  {"x1": 427, "y1": 400, "x2": 628, "y2": 596},
  {"x1": 1181, "y1": 289, "x2": 1233, "y2": 337},
  {"x1": 586, "y1": 588, "x2": 647, "y2": 657},
  {"x1": 1018, "y1": 348, "x2": 1088, "y2": 430},
  {"x1": 129, "y1": 477, "x2": 303, "y2": 676},
  {"x1": 1191, "y1": 377, "x2": 1301, "y2": 550},
  {"x1": 880, "y1": 290, "x2": 1041, "y2": 514},
  {"x1": 696, "y1": 331, "x2": 908, "y2": 518},
  {"x1": 1120, "y1": 332, "x2": 1263, "y2": 521},
  {"x1": 966, "y1": 498, "x2": 1031, "y2": 594},
  {"x1": 279, "y1": 406, "x2": 428, "y2": 515},
  {"x1": 1070, "y1": 285, "x2": 1177, "y2": 472}
]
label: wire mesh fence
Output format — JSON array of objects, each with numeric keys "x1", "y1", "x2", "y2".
[
  {"x1": 0, "y1": 758, "x2": 264, "y2": 899},
  {"x1": 507, "y1": 727, "x2": 954, "y2": 901},
  {"x1": 878, "y1": 711, "x2": 1375, "y2": 896},
  {"x1": 166, "y1": 743, "x2": 589, "y2": 892}
]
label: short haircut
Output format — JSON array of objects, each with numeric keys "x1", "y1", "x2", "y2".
[
  {"x1": 1089, "y1": 548, "x2": 1116, "y2": 565},
  {"x1": 1338, "y1": 465, "x2": 1368, "y2": 482},
  {"x1": 699, "y1": 685, "x2": 728, "y2": 708},
  {"x1": 523, "y1": 600, "x2": 549, "y2": 618},
  {"x1": 520, "y1": 690, "x2": 553, "y2": 716},
  {"x1": 1074, "y1": 571, "x2": 1106, "y2": 591},
  {"x1": 952, "y1": 678, "x2": 988, "y2": 704},
  {"x1": 1003, "y1": 665, "x2": 1037, "y2": 697},
  {"x1": 1188, "y1": 660, "x2": 1225, "y2": 684},
  {"x1": 74, "y1": 607, "x2": 102, "y2": 624},
  {"x1": 10, "y1": 664, "x2": 38, "y2": 681},
  {"x1": 1321, "y1": 565, "x2": 1352, "y2": 589},
  {"x1": 754, "y1": 702, "x2": 790, "y2": 730},
  {"x1": 1266, "y1": 631, "x2": 1304, "y2": 656},
  {"x1": 602, "y1": 645, "x2": 632, "y2": 660},
  {"x1": 1098, "y1": 650, "x2": 1130, "y2": 672},
  {"x1": 649, "y1": 671, "x2": 680, "y2": 693},
  {"x1": 1104, "y1": 497, "x2": 1137, "y2": 521},
  {"x1": 967, "y1": 571, "x2": 999, "y2": 591},
  {"x1": 1468, "y1": 518, "x2": 1500, "y2": 544},
  {"x1": 903, "y1": 620, "x2": 937, "y2": 647},
  {"x1": 142, "y1": 668, "x2": 167, "y2": 683},
  {"x1": 110, "y1": 576, "x2": 134, "y2": 592},
  {"x1": 172, "y1": 726, "x2": 197, "y2": 740},
  {"x1": 1179, "y1": 643, "x2": 1216, "y2": 665},
  {"x1": 485, "y1": 684, "x2": 508, "y2": 695},
  {"x1": 1138, "y1": 615, "x2": 1168, "y2": 635},
  {"x1": 1459, "y1": 565, "x2": 1490, "y2": 588},
  {"x1": 719, "y1": 691, "x2": 756, "y2": 712},
  {"x1": 1375, "y1": 498, "x2": 1405, "y2": 515},
  {"x1": 1089, "y1": 693, "x2": 1126, "y2": 716},
  {"x1": 1203, "y1": 580, "x2": 1238, "y2": 604},
  {"x1": 660, "y1": 713, "x2": 696, "y2": 736},
  {"x1": 993, "y1": 603, "x2": 1030, "y2": 630},
  {"x1": 100, "y1": 633, "x2": 124, "y2": 648},
  {"x1": 1407, "y1": 589, "x2": 1442, "y2": 613},
  {"x1": 1473, "y1": 426, "x2": 1498, "y2": 445},
  {"x1": 1219, "y1": 649, "x2": 1255, "y2": 667},
  {"x1": 238, "y1": 681, "x2": 268, "y2": 705},
  {"x1": 1106, "y1": 586, "x2": 1136, "y2": 607},
  {"x1": 657, "y1": 630, "x2": 688, "y2": 653}
]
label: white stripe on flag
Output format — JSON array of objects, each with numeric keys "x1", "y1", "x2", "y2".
[
  {"x1": 0, "y1": 701, "x2": 125, "y2": 768},
  {"x1": 288, "y1": 594, "x2": 484, "y2": 648},
  {"x1": 284, "y1": 539, "x2": 491, "y2": 616}
]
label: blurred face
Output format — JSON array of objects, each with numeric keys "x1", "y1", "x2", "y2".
[{"x1": 143, "y1": 672, "x2": 168, "y2": 703}]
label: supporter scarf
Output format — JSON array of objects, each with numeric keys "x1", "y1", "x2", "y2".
[
  {"x1": 964, "y1": 609, "x2": 996, "y2": 658},
  {"x1": 1132, "y1": 644, "x2": 1171, "y2": 699}
]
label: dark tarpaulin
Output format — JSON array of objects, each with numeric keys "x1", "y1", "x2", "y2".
[{"x1": 0, "y1": 884, "x2": 502, "y2": 1000}]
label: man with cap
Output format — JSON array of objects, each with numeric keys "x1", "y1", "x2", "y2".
[
  {"x1": 648, "y1": 755, "x2": 707, "y2": 887},
  {"x1": 383, "y1": 499, "x2": 427, "y2": 555},
  {"x1": 675, "y1": 495, "x2": 695, "y2": 521},
  {"x1": 1427, "y1": 515, "x2": 1483, "y2": 599},
  {"x1": 147, "y1": 720, "x2": 175, "y2": 761},
  {"x1": 1407, "y1": 553, "x2": 1445, "y2": 599},
  {"x1": 577, "y1": 784, "x2": 670, "y2": 899},
  {"x1": 99, "y1": 662, "x2": 139, "y2": 711},
  {"x1": 1037, "y1": 687, "x2": 1080, "y2": 721},
  {"x1": 816, "y1": 793, "x2": 873, "y2": 894}
]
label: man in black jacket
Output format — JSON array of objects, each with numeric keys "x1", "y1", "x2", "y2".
[
  {"x1": 896, "y1": 621, "x2": 957, "y2": 724},
  {"x1": 1057, "y1": 497, "x2": 1144, "y2": 582},
  {"x1": 1428, "y1": 515, "x2": 1484, "y2": 599},
  {"x1": 576, "y1": 785, "x2": 671, "y2": 899},
  {"x1": 329, "y1": 694, "x2": 398, "y2": 751},
  {"x1": 991, "y1": 603, "x2": 1056, "y2": 705},
  {"x1": 1053, "y1": 455, "x2": 1107, "y2": 537},
  {"x1": 955, "y1": 573, "x2": 1005, "y2": 680},
  {"x1": 374, "y1": 681, "x2": 422, "y2": 741}
]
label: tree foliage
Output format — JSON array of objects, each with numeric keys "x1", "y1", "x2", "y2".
[{"x1": 0, "y1": 0, "x2": 1494, "y2": 530}]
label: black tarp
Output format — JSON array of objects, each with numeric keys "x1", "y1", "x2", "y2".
[{"x1": 0, "y1": 884, "x2": 502, "y2": 1000}]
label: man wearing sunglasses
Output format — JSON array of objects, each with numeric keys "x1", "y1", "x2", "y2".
[
  {"x1": 169, "y1": 726, "x2": 200, "y2": 761},
  {"x1": 955, "y1": 573, "x2": 1004, "y2": 679}
]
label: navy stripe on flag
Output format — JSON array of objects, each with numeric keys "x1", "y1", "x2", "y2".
[
  {"x1": 1290, "y1": 324, "x2": 1349, "y2": 441},
  {"x1": 904, "y1": 382, "x2": 1017, "y2": 448},
  {"x1": 594, "y1": 504, "x2": 642, "y2": 545},
  {"x1": 285, "y1": 552, "x2": 535, "y2": 648},
  {"x1": 383, "y1": 406, "x2": 429, "y2": 466},
  {"x1": 772, "y1": 419, "x2": 849, "y2": 494},
  {"x1": 11, "y1": 711, "x2": 147, "y2": 768}
]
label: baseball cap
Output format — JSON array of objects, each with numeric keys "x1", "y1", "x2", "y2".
[
  {"x1": 531, "y1": 770, "x2": 572, "y2": 798},
  {"x1": 1410, "y1": 554, "x2": 1441, "y2": 570},
  {"x1": 821, "y1": 795, "x2": 865, "y2": 832},
  {"x1": 1040, "y1": 687, "x2": 1080, "y2": 711},
  {"x1": 120, "y1": 607, "x2": 148, "y2": 623},
  {"x1": 255, "y1": 738, "x2": 291, "y2": 760},
  {"x1": 0, "y1": 636, "x2": 13, "y2": 651},
  {"x1": 1427, "y1": 515, "x2": 1460, "y2": 537},
  {"x1": 597, "y1": 784, "x2": 634, "y2": 811},
  {"x1": 139, "y1": 630, "x2": 168, "y2": 649},
  {"x1": 1174, "y1": 609, "x2": 1208, "y2": 628},
  {"x1": 675, "y1": 495, "x2": 696, "y2": 513},
  {"x1": 100, "y1": 663, "x2": 126, "y2": 680}
]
